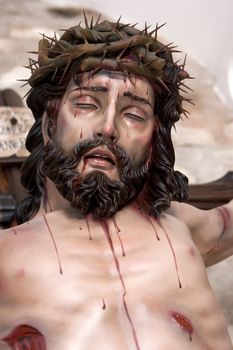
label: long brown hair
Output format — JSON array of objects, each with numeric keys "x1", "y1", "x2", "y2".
[{"x1": 16, "y1": 19, "x2": 189, "y2": 223}]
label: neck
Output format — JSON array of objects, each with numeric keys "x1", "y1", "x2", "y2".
[{"x1": 36, "y1": 176, "x2": 71, "y2": 216}]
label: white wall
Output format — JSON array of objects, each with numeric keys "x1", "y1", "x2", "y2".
[{"x1": 44, "y1": 0, "x2": 233, "y2": 108}]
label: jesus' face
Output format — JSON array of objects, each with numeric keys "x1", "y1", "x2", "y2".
[{"x1": 43, "y1": 70, "x2": 157, "y2": 217}]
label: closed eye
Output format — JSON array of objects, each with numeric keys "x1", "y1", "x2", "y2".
[
  {"x1": 124, "y1": 113, "x2": 145, "y2": 122},
  {"x1": 74, "y1": 103, "x2": 98, "y2": 110}
]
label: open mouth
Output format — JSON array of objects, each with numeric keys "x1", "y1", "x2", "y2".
[{"x1": 84, "y1": 148, "x2": 116, "y2": 166}]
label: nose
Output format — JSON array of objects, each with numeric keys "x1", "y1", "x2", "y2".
[{"x1": 93, "y1": 106, "x2": 119, "y2": 143}]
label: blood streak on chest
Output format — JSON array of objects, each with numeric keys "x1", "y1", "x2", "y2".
[
  {"x1": 85, "y1": 216, "x2": 92, "y2": 240},
  {"x1": 101, "y1": 220, "x2": 141, "y2": 350},
  {"x1": 169, "y1": 311, "x2": 193, "y2": 341},
  {"x1": 112, "y1": 217, "x2": 125, "y2": 257},
  {"x1": 2, "y1": 324, "x2": 46, "y2": 350}
]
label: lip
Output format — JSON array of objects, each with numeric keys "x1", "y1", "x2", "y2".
[{"x1": 84, "y1": 147, "x2": 116, "y2": 166}]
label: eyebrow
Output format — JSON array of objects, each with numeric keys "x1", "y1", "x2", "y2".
[
  {"x1": 122, "y1": 91, "x2": 153, "y2": 110},
  {"x1": 72, "y1": 85, "x2": 153, "y2": 110}
]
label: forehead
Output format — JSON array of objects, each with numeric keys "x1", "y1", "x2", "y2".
[{"x1": 66, "y1": 69, "x2": 155, "y2": 101}]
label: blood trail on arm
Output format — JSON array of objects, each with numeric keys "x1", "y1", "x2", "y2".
[
  {"x1": 217, "y1": 206, "x2": 231, "y2": 237},
  {"x1": 207, "y1": 206, "x2": 231, "y2": 255}
]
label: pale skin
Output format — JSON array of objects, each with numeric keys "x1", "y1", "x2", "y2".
[{"x1": 0, "y1": 71, "x2": 233, "y2": 350}]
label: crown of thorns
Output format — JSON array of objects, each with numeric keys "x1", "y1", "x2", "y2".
[{"x1": 22, "y1": 14, "x2": 192, "y2": 117}]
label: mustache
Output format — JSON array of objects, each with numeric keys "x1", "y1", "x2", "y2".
[
  {"x1": 43, "y1": 137, "x2": 148, "y2": 182},
  {"x1": 42, "y1": 137, "x2": 149, "y2": 218}
]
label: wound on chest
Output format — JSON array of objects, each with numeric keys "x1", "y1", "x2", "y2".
[
  {"x1": 169, "y1": 311, "x2": 193, "y2": 341},
  {"x1": 2, "y1": 324, "x2": 46, "y2": 350}
]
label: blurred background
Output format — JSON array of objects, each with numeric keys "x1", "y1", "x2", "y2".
[{"x1": 0, "y1": 0, "x2": 233, "y2": 341}]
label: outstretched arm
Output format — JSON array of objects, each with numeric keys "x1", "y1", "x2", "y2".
[{"x1": 169, "y1": 200, "x2": 233, "y2": 266}]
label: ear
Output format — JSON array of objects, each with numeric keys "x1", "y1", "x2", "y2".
[{"x1": 41, "y1": 111, "x2": 50, "y2": 145}]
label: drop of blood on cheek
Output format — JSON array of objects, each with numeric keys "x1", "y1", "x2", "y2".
[{"x1": 80, "y1": 127, "x2": 83, "y2": 139}]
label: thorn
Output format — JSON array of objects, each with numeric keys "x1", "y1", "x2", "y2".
[
  {"x1": 179, "y1": 82, "x2": 193, "y2": 92},
  {"x1": 58, "y1": 59, "x2": 72, "y2": 85},
  {"x1": 117, "y1": 40, "x2": 133, "y2": 60},
  {"x1": 87, "y1": 67, "x2": 102, "y2": 80},
  {"x1": 178, "y1": 87, "x2": 188, "y2": 94},
  {"x1": 83, "y1": 10, "x2": 89, "y2": 29},
  {"x1": 183, "y1": 110, "x2": 190, "y2": 119},
  {"x1": 23, "y1": 89, "x2": 32, "y2": 99},
  {"x1": 118, "y1": 23, "x2": 131, "y2": 30},
  {"x1": 139, "y1": 23, "x2": 151, "y2": 35},
  {"x1": 123, "y1": 70, "x2": 136, "y2": 87},
  {"x1": 116, "y1": 15, "x2": 122, "y2": 28},
  {"x1": 29, "y1": 58, "x2": 38, "y2": 65},
  {"x1": 90, "y1": 16, "x2": 94, "y2": 29},
  {"x1": 39, "y1": 32, "x2": 56, "y2": 44},
  {"x1": 145, "y1": 22, "x2": 151, "y2": 35},
  {"x1": 58, "y1": 28, "x2": 71, "y2": 32},
  {"x1": 53, "y1": 40, "x2": 68, "y2": 51},
  {"x1": 181, "y1": 53, "x2": 187, "y2": 70},
  {"x1": 155, "y1": 42, "x2": 174, "y2": 54},
  {"x1": 143, "y1": 57, "x2": 159, "y2": 67},
  {"x1": 183, "y1": 98, "x2": 195, "y2": 106},
  {"x1": 108, "y1": 22, "x2": 124, "y2": 39},
  {"x1": 16, "y1": 79, "x2": 29, "y2": 82},
  {"x1": 20, "y1": 82, "x2": 29, "y2": 88},
  {"x1": 157, "y1": 78, "x2": 171, "y2": 93},
  {"x1": 131, "y1": 23, "x2": 138, "y2": 28},
  {"x1": 154, "y1": 22, "x2": 166, "y2": 40},
  {"x1": 100, "y1": 49, "x2": 107, "y2": 63},
  {"x1": 99, "y1": 32, "x2": 110, "y2": 44},
  {"x1": 27, "y1": 51, "x2": 39, "y2": 55},
  {"x1": 169, "y1": 49, "x2": 182, "y2": 54},
  {"x1": 51, "y1": 67, "x2": 58, "y2": 81},
  {"x1": 174, "y1": 58, "x2": 181, "y2": 65},
  {"x1": 80, "y1": 29, "x2": 89, "y2": 44},
  {"x1": 95, "y1": 13, "x2": 102, "y2": 27}
]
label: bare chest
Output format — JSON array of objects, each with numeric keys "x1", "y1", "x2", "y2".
[{"x1": 0, "y1": 212, "x2": 231, "y2": 350}]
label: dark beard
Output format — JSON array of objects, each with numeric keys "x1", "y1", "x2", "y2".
[{"x1": 42, "y1": 138, "x2": 148, "y2": 218}]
